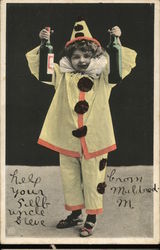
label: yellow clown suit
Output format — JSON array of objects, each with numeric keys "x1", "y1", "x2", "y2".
[{"x1": 26, "y1": 20, "x2": 137, "y2": 215}]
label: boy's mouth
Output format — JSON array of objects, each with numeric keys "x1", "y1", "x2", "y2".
[{"x1": 78, "y1": 64, "x2": 88, "y2": 69}]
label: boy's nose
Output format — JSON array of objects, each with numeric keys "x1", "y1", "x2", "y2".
[{"x1": 80, "y1": 56, "x2": 85, "y2": 63}]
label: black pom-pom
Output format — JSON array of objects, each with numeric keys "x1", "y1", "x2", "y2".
[
  {"x1": 74, "y1": 100, "x2": 89, "y2": 114},
  {"x1": 74, "y1": 24, "x2": 83, "y2": 31},
  {"x1": 97, "y1": 182, "x2": 107, "y2": 194},
  {"x1": 78, "y1": 77, "x2": 94, "y2": 92},
  {"x1": 72, "y1": 126, "x2": 87, "y2": 138},
  {"x1": 76, "y1": 16, "x2": 85, "y2": 22},
  {"x1": 99, "y1": 159, "x2": 107, "y2": 171},
  {"x1": 75, "y1": 32, "x2": 84, "y2": 37}
]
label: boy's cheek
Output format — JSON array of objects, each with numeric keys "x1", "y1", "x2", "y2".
[{"x1": 71, "y1": 59, "x2": 77, "y2": 66}]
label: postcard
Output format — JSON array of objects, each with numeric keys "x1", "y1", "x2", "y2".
[{"x1": 0, "y1": 0, "x2": 159, "y2": 245}]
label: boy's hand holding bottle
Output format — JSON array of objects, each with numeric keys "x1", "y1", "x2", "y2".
[
  {"x1": 108, "y1": 26, "x2": 121, "y2": 45},
  {"x1": 39, "y1": 28, "x2": 54, "y2": 42},
  {"x1": 108, "y1": 26, "x2": 121, "y2": 37}
]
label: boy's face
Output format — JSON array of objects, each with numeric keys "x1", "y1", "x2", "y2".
[{"x1": 71, "y1": 49, "x2": 92, "y2": 73}]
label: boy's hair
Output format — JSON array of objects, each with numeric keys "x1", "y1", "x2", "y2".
[{"x1": 64, "y1": 40, "x2": 105, "y2": 59}]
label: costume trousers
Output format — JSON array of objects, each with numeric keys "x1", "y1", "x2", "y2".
[{"x1": 60, "y1": 153, "x2": 108, "y2": 215}]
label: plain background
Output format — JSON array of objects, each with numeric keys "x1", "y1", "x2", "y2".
[{"x1": 6, "y1": 3, "x2": 154, "y2": 166}]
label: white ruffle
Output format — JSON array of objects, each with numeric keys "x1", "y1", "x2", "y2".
[{"x1": 59, "y1": 55, "x2": 107, "y2": 79}]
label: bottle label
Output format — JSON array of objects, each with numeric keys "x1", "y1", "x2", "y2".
[{"x1": 47, "y1": 53, "x2": 54, "y2": 74}]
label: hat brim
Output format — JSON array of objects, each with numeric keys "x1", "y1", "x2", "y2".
[{"x1": 65, "y1": 36, "x2": 101, "y2": 47}]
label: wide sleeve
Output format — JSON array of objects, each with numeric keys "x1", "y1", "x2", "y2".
[
  {"x1": 25, "y1": 46, "x2": 61, "y2": 89},
  {"x1": 121, "y1": 46, "x2": 137, "y2": 79}
]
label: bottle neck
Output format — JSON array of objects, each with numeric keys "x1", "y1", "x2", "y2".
[
  {"x1": 109, "y1": 35, "x2": 118, "y2": 45},
  {"x1": 41, "y1": 38, "x2": 50, "y2": 46}
]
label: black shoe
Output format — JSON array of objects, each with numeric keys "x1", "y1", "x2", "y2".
[{"x1": 56, "y1": 213, "x2": 83, "y2": 229}]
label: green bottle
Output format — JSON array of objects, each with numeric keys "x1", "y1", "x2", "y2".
[
  {"x1": 39, "y1": 27, "x2": 54, "y2": 82},
  {"x1": 107, "y1": 34, "x2": 122, "y2": 84}
]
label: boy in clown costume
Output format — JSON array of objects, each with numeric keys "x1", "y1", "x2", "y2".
[{"x1": 26, "y1": 19, "x2": 137, "y2": 237}]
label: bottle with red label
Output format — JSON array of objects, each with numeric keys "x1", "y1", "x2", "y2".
[{"x1": 39, "y1": 27, "x2": 54, "y2": 82}]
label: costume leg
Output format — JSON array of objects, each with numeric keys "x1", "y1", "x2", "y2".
[
  {"x1": 81, "y1": 154, "x2": 108, "y2": 215},
  {"x1": 60, "y1": 154, "x2": 85, "y2": 211}
]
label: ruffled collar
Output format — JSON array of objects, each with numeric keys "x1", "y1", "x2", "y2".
[{"x1": 59, "y1": 55, "x2": 107, "y2": 79}]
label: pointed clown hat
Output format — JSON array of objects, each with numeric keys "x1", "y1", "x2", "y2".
[{"x1": 65, "y1": 18, "x2": 101, "y2": 47}]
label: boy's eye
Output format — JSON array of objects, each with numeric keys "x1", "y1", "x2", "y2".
[
  {"x1": 72, "y1": 55, "x2": 80, "y2": 59},
  {"x1": 84, "y1": 54, "x2": 91, "y2": 58},
  {"x1": 84, "y1": 55, "x2": 89, "y2": 58}
]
